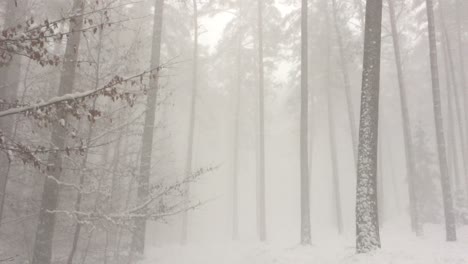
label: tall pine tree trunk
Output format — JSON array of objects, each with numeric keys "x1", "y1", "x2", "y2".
[
  {"x1": 438, "y1": 2, "x2": 467, "y2": 200},
  {"x1": 377, "y1": 119, "x2": 385, "y2": 226},
  {"x1": 424, "y1": 0, "x2": 457, "y2": 242},
  {"x1": 455, "y1": 1, "x2": 468, "y2": 159},
  {"x1": 331, "y1": 0, "x2": 358, "y2": 164},
  {"x1": 300, "y1": 0, "x2": 311, "y2": 245},
  {"x1": 442, "y1": 41, "x2": 463, "y2": 198},
  {"x1": 31, "y1": 1, "x2": 85, "y2": 263},
  {"x1": 181, "y1": 0, "x2": 199, "y2": 244},
  {"x1": 355, "y1": 0, "x2": 383, "y2": 254},
  {"x1": 324, "y1": 1, "x2": 343, "y2": 235},
  {"x1": 452, "y1": 0, "x2": 468, "y2": 204},
  {"x1": 130, "y1": 0, "x2": 164, "y2": 255},
  {"x1": 387, "y1": 0, "x2": 421, "y2": 235},
  {"x1": 256, "y1": 0, "x2": 266, "y2": 242},
  {"x1": 231, "y1": 5, "x2": 243, "y2": 240}
]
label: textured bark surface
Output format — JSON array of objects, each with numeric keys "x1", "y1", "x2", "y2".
[
  {"x1": 300, "y1": 0, "x2": 311, "y2": 245},
  {"x1": 355, "y1": 0, "x2": 383, "y2": 254},
  {"x1": 31, "y1": 1, "x2": 85, "y2": 263},
  {"x1": 424, "y1": 0, "x2": 457, "y2": 242},
  {"x1": 131, "y1": 0, "x2": 164, "y2": 254}
]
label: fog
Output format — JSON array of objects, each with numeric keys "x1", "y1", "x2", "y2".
[{"x1": 0, "y1": 0, "x2": 467, "y2": 263}]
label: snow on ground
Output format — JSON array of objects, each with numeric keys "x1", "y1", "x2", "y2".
[{"x1": 142, "y1": 223, "x2": 468, "y2": 264}]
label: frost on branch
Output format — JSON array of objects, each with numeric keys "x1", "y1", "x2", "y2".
[{"x1": 0, "y1": 68, "x2": 161, "y2": 168}]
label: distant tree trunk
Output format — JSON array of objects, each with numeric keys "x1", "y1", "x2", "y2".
[
  {"x1": 307, "y1": 0, "x2": 315, "y2": 180},
  {"x1": 0, "y1": 0, "x2": 27, "y2": 225},
  {"x1": 449, "y1": 0, "x2": 468, "y2": 203},
  {"x1": 326, "y1": 72, "x2": 343, "y2": 236},
  {"x1": 130, "y1": 0, "x2": 164, "y2": 255},
  {"x1": 442, "y1": 41, "x2": 462, "y2": 198},
  {"x1": 438, "y1": 2, "x2": 466, "y2": 200},
  {"x1": 355, "y1": 0, "x2": 382, "y2": 254},
  {"x1": 300, "y1": 0, "x2": 311, "y2": 245},
  {"x1": 331, "y1": 0, "x2": 358, "y2": 164},
  {"x1": 256, "y1": 0, "x2": 267, "y2": 242},
  {"x1": 455, "y1": 1, "x2": 468, "y2": 162},
  {"x1": 181, "y1": 0, "x2": 198, "y2": 244},
  {"x1": 424, "y1": 0, "x2": 457, "y2": 242},
  {"x1": 387, "y1": 0, "x2": 421, "y2": 235},
  {"x1": 387, "y1": 141, "x2": 401, "y2": 212},
  {"x1": 231, "y1": 5, "x2": 243, "y2": 241},
  {"x1": 31, "y1": 1, "x2": 85, "y2": 263},
  {"x1": 324, "y1": 2, "x2": 343, "y2": 235},
  {"x1": 66, "y1": 25, "x2": 104, "y2": 264}
]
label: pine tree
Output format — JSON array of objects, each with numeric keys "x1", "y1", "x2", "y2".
[
  {"x1": 386, "y1": 0, "x2": 421, "y2": 235},
  {"x1": 131, "y1": 0, "x2": 165, "y2": 255},
  {"x1": 355, "y1": 0, "x2": 383, "y2": 254},
  {"x1": 300, "y1": 0, "x2": 311, "y2": 245},
  {"x1": 31, "y1": 1, "x2": 85, "y2": 263},
  {"x1": 181, "y1": 0, "x2": 199, "y2": 244},
  {"x1": 424, "y1": 0, "x2": 457, "y2": 242}
]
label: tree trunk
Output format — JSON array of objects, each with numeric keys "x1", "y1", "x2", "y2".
[
  {"x1": 256, "y1": 0, "x2": 267, "y2": 242},
  {"x1": 455, "y1": 1, "x2": 468, "y2": 169},
  {"x1": 331, "y1": 0, "x2": 358, "y2": 164},
  {"x1": 442, "y1": 40, "x2": 463, "y2": 200},
  {"x1": 0, "y1": 0, "x2": 27, "y2": 225},
  {"x1": 447, "y1": 0, "x2": 468, "y2": 204},
  {"x1": 377, "y1": 125, "x2": 384, "y2": 226},
  {"x1": 231, "y1": 5, "x2": 243, "y2": 241},
  {"x1": 300, "y1": 0, "x2": 311, "y2": 245},
  {"x1": 387, "y1": 0, "x2": 421, "y2": 235},
  {"x1": 324, "y1": 2, "x2": 343, "y2": 235},
  {"x1": 438, "y1": 3, "x2": 466, "y2": 201},
  {"x1": 424, "y1": 0, "x2": 457, "y2": 242},
  {"x1": 130, "y1": 0, "x2": 164, "y2": 255},
  {"x1": 31, "y1": 1, "x2": 85, "y2": 263},
  {"x1": 181, "y1": 0, "x2": 199, "y2": 244},
  {"x1": 66, "y1": 24, "x2": 104, "y2": 264},
  {"x1": 355, "y1": 0, "x2": 383, "y2": 254}
]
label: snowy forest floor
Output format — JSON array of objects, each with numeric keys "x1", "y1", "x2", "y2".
[{"x1": 142, "y1": 223, "x2": 468, "y2": 264}]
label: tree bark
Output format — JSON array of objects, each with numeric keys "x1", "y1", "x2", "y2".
[
  {"x1": 424, "y1": 0, "x2": 457, "y2": 242},
  {"x1": 130, "y1": 0, "x2": 164, "y2": 255},
  {"x1": 355, "y1": 0, "x2": 383, "y2": 254},
  {"x1": 31, "y1": 1, "x2": 85, "y2": 263}
]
